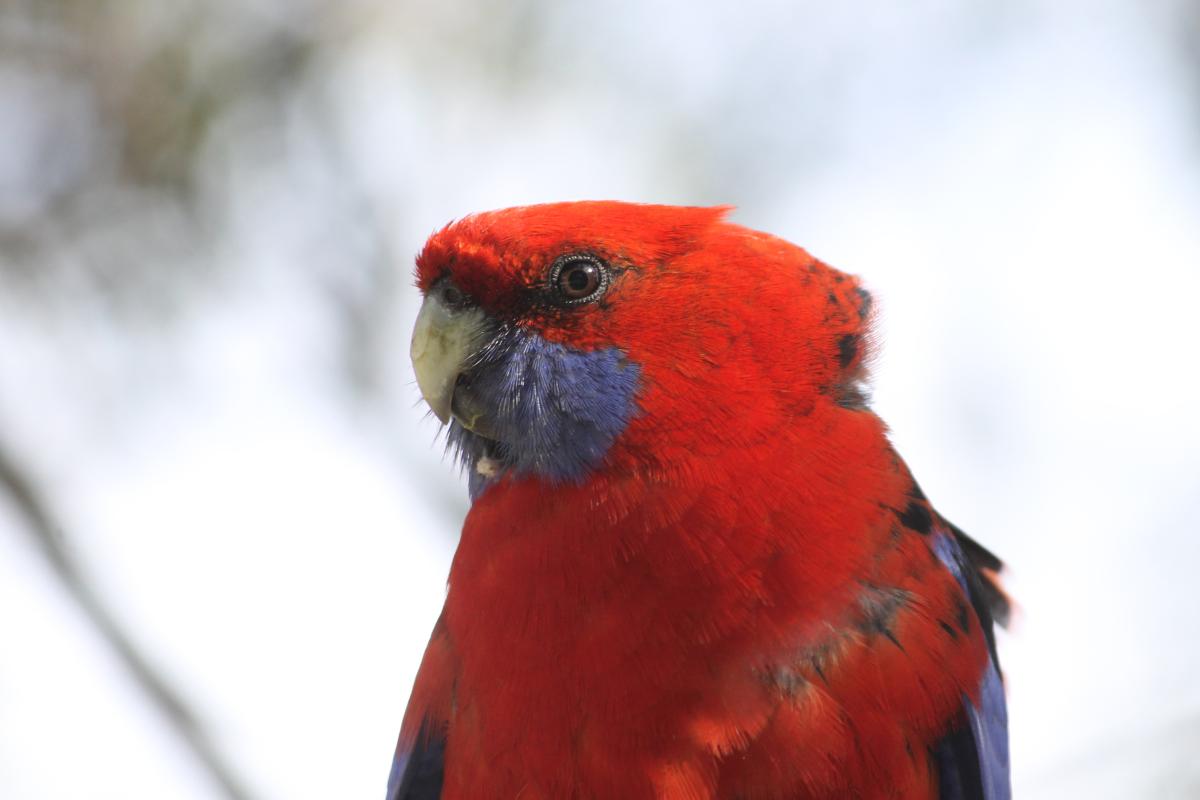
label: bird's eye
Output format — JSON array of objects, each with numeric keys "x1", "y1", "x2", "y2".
[
  {"x1": 438, "y1": 281, "x2": 470, "y2": 309},
  {"x1": 551, "y1": 255, "x2": 608, "y2": 305}
]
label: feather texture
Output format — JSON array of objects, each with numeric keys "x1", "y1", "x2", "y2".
[{"x1": 393, "y1": 202, "x2": 1010, "y2": 799}]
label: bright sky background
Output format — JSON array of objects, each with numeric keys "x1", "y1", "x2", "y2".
[{"x1": 1, "y1": 1, "x2": 1198, "y2": 798}]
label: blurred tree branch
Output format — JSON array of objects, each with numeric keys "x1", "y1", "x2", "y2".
[{"x1": 0, "y1": 437, "x2": 258, "y2": 800}]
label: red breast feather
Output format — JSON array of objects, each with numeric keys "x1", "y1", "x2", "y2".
[{"x1": 401, "y1": 202, "x2": 1001, "y2": 800}]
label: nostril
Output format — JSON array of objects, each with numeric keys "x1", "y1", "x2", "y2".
[{"x1": 443, "y1": 284, "x2": 466, "y2": 308}]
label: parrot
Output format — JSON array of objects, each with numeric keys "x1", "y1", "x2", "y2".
[{"x1": 391, "y1": 201, "x2": 1010, "y2": 799}]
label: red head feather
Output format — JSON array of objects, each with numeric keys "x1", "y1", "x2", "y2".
[{"x1": 395, "y1": 201, "x2": 1008, "y2": 800}]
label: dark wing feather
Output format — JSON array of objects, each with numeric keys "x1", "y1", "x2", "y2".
[
  {"x1": 931, "y1": 525, "x2": 1011, "y2": 800},
  {"x1": 946, "y1": 519, "x2": 1011, "y2": 629},
  {"x1": 386, "y1": 718, "x2": 445, "y2": 800}
]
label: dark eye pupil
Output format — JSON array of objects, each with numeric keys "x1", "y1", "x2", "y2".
[
  {"x1": 559, "y1": 262, "x2": 599, "y2": 298},
  {"x1": 567, "y1": 267, "x2": 592, "y2": 291}
]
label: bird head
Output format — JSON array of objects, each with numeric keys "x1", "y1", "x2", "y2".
[{"x1": 410, "y1": 201, "x2": 873, "y2": 496}]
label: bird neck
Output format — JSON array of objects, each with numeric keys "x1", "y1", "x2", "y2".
[{"x1": 445, "y1": 404, "x2": 906, "y2": 660}]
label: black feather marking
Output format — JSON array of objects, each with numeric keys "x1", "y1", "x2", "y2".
[
  {"x1": 858, "y1": 585, "x2": 910, "y2": 650},
  {"x1": 807, "y1": 644, "x2": 833, "y2": 685},
  {"x1": 954, "y1": 596, "x2": 972, "y2": 635},
  {"x1": 898, "y1": 500, "x2": 933, "y2": 535},
  {"x1": 837, "y1": 334, "x2": 859, "y2": 369},
  {"x1": 855, "y1": 287, "x2": 874, "y2": 320}
]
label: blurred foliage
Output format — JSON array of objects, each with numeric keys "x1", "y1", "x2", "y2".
[
  {"x1": 0, "y1": 0, "x2": 314, "y2": 318},
  {"x1": 0, "y1": 0, "x2": 414, "y2": 404}
]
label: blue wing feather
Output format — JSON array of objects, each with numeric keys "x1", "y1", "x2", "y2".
[
  {"x1": 932, "y1": 528, "x2": 1011, "y2": 800},
  {"x1": 386, "y1": 718, "x2": 445, "y2": 800}
]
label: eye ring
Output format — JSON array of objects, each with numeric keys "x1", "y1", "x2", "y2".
[{"x1": 548, "y1": 254, "x2": 609, "y2": 306}]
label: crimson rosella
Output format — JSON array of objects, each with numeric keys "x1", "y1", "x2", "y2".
[{"x1": 391, "y1": 201, "x2": 1010, "y2": 799}]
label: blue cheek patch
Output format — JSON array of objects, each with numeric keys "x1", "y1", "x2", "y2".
[{"x1": 445, "y1": 325, "x2": 641, "y2": 496}]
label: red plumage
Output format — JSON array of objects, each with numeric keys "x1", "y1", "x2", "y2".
[{"x1": 398, "y1": 202, "x2": 1005, "y2": 799}]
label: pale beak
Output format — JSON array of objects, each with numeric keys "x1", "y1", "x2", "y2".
[{"x1": 410, "y1": 292, "x2": 489, "y2": 424}]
